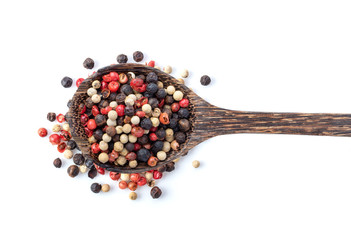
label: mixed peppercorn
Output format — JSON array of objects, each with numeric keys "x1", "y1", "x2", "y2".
[{"x1": 38, "y1": 51, "x2": 205, "y2": 200}]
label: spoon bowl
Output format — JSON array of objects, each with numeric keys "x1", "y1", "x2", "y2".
[{"x1": 67, "y1": 63, "x2": 351, "y2": 173}]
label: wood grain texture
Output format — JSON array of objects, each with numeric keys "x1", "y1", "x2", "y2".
[{"x1": 67, "y1": 63, "x2": 351, "y2": 173}]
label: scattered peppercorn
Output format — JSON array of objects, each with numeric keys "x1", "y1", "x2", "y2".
[
  {"x1": 90, "y1": 183, "x2": 102, "y2": 193},
  {"x1": 133, "y1": 51, "x2": 144, "y2": 62},
  {"x1": 67, "y1": 165, "x2": 79, "y2": 178},
  {"x1": 47, "y1": 112, "x2": 56, "y2": 122},
  {"x1": 200, "y1": 75, "x2": 211, "y2": 86},
  {"x1": 83, "y1": 57, "x2": 94, "y2": 69},
  {"x1": 53, "y1": 158, "x2": 62, "y2": 168},
  {"x1": 73, "y1": 153, "x2": 85, "y2": 166},
  {"x1": 150, "y1": 186, "x2": 162, "y2": 199},
  {"x1": 61, "y1": 76, "x2": 73, "y2": 88},
  {"x1": 101, "y1": 184, "x2": 110, "y2": 192},
  {"x1": 88, "y1": 167, "x2": 97, "y2": 179},
  {"x1": 129, "y1": 192, "x2": 137, "y2": 200},
  {"x1": 192, "y1": 160, "x2": 200, "y2": 168},
  {"x1": 66, "y1": 140, "x2": 77, "y2": 150},
  {"x1": 117, "y1": 54, "x2": 128, "y2": 63}
]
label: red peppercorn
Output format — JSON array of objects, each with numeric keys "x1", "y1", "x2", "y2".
[
  {"x1": 135, "y1": 97, "x2": 148, "y2": 108},
  {"x1": 143, "y1": 143, "x2": 151, "y2": 149},
  {"x1": 138, "y1": 83, "x2": 147, "y2": 93},
  {"x1": 147, "y1": 156, "x2": 158, "y2": 167},
  {"x1": 119, "y1": 180, "x2": 128, "y2": 189},
  {"x1": 149, "y1": 133, "x2": 157, "y2": 141},
  {"x1": 91, "y1": 142, "x2": 100, "y2": 154},
  {"x1": 130, "y1": 173, "x2": 141, "y2": 183},
  {"x1": 49, "y1": 134, "x2": 61, "y2": 145},
  {"x1": 116, "y1": 105, "x2": 125, "y2": 117},
  {"x1": 101, "y1": 81, "x2": 108, "y2": 90},
  {"x1": 60, "y1": 130, "x2": 71, "y2": 141},
  {"x1": 150, "y1": 126, "x2": 157, "y2": 132},
  {"x1": 128, "y1": 181, "x2": 138, "y2": 191},
  {"x1": 87, "y1": 119, "x2": 97, "y2": 130},
  {"x1": 38, "y1": 128, "x2": 47, "y2": 137},
  {"x1": 153, "y1": 170, "x2": 163, "y2": 179},
  {"x1": 108, "y1": 81, "x2": 120, "y2": 93},
  {"x1": 110, "y1": 172, "x2": 120, "y2": 181},
  {"x1": 130, "y1": 78, "x2": 144, "y2": 90},
  {"x1": 109, "y1": 72, "x2": 119, "y2": 81},
  {"x1": 56, "y1": 114, "x2": 65, "y2": 123},
  {"x1": 81, "y1": 113, "x2": 89, "y2": 125},
  {"x1": 126, "y1": 152, "x2": 137, "y2": 161},
  {"x1": 147, "y1": 61, "x2": 155, "y2": 67},
  {"x1": 136, "y1": 111, "x2": 145, "y2": 118},
  {"x1": 84, "y1": 127, "x2": 93, "y2": 137},
  {"x1": 137, "y1": 177, "x2": 147, "y2": 186},
  {"x1": 159, "y1": 112, "x2": 170, "y2": 124},
  {"x1": 76, "y1": 78, "x2": 84, "y2": 87},
  {"x1": 134, "y1": 143, "x2": 141, "y2": 151},
  {"x1": 57, "y1": 142, "x2": 66, "y2": 153},
  {"x1": 131, "y1": 126, "x2": 144, "y2": 138},
  {"x1": 171, "y1": 103, "x2": 180, "y2": 112},
  {"x1": 96, "y1": 166, "x2": 105, "y2": 175},
  {"x1": 92, "y1": 105, "x2": 99, "y2": 116},
  {"x1": 109, "y1": 150, "x2": 119, "y2": 161},
  {"x1": 158, "y1": 99, "x2": 165, "y2": 108},
  {"x1": 179, "y1": 98, "x2": 189, "y2": 108},
  {"x1": 80, "y1": 105, "x2": 86, "y2": 114}
]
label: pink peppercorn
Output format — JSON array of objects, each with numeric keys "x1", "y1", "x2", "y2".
[
  {"x1": 153, "y1": 170, "x2": 163, "y2": 179},
  {"x1": 179, "y1": 99, "x2": 189, "y2": 108}
]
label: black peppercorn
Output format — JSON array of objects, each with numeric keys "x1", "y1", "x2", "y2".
[
  {"x1": 67, "y1": 99, "x2": 72, "y2": 108},
  {"x1": 117, "y1": 117, "x2": 124, "y2": 126},
  {"x1": 125, "y1": 142, "x2": 135, "y2": 152},
  {"x1": 109, "y1": 92, "x2": 117, "y2": 102},
  {"x1": 150, "y1": 186, "x2": 162, "y2": 199},
  {"x1": 117, "y1": 54, "x2": 128, "y2": 64},
  {"x1": 137, "y1": 148, "x2": 151, "y2": 162},
  {"x1": 133, "y1": 51, "x2": 144, "y2": 62},
  {"x1": 146, "y1": 83, "x2": 158, "y2": 95},
  {"x1": 67, "y1": 165, "x2": 79, "y2": 178},
  {"x1": 166, "y1": 162, "x2": 175, "y2": 172},
  {"x1": 101, "y1": 89, "x2": 111, "y2": 99},
  {"x1": 165, "y1": 95, "x2": 174, "y2": 105},
  {"x1": 148, "y1": 98, "x2": 159, "y2": 109},
  {"x1": 88, "y1": 167, "x2": 97, "y2": 179},
  {"x1": 200, "y1": 75, "x2": 211, "y2": 86},
  {"x1": 90, "y1": 183, "x2": 102, "y2": 193},
  {"x1": 146, "y1": 72, "x2": 158, "y2": 83},
  {"x1": 85, "y1": 158, "x2": 94, "y2": 169},
  {"x1": 172, "y1": 113, "x2": 179, "y2": 119},
  {"x1": 61, "y1": 76, "x2": 73, "y2": 88},
  {"x1": 156, "y1": 88, "x2": 167, "y2": 99},
  {"x1": 138, "y1": 135, "x2": 149, "y2": 145},
  {"x1": 47, "y1": 112, "x2": 56, "y2": 122},
  {"x1": 156, "y1": 128, "x2": 166, "y2": 140},
  {"x1": 83, "y1": 57, "x2": 94, "y2": 69},
  {"x1": 136, "y1": 74, "x2": 146, "y2": 80},
  {"x1": 66, "y1": 140, "x2": 77, "y2": 150},
  {"x1": 53, "y1": 158, "x2": 62, "y2": 168},
  {"x1": 151, "y1": 140, "x2": 164, "y2": 154},
  {"x1": 85, "y1": 97, "x2": 94, "y2": 108},
  {"x1": 108, "y1": 141, "x2": 114, "y2": 152},
  {"x1": 169, "y1": 118, "x2": 178, "y2": 129},
  {"x1": 140, "y1": 118, "x2": 152, "y2": 130},
  {"x1": 93, "y1": 129, "x2": 104, "y2": 141},
  {"x1": 178, "y1": 119, "x2": 190, "y2": 132},
  {"x1": 175, "y1": 132, "x2": 186, "y2": 144},
  {"x1": 95, "y1": 114, "x2": 107, "y2": 127},
  {"x1": 106, "y1": 126, "x2": 116, "y2": 137},
  {"x1": 178, "y1": 108, "x2": 190, "y2": 118},
  {"x1": 124, "y1": 105, "x2": 134, "y2": 117},
  {"x1": 73, "y1": 153, "x2": 85, "y2": 166},
  {"x1": 163, "y1": 108, "x2": 173, "y2": 119},
  {"x1": 112, "y1": 134, "x2": 120, "y2": 142},
  {"x1": 116, "y1": 92, "x2": 127, "y2": 103},
  {"x1": 156, "y1": 164, "x2": 167, "y2": 173},
  {"x1": 86, "y1": 108, "x2": 93, "y2": 118},
  {"x1": 98, "y1": 100, "x2": 109, "y2": 109},
  {"x1": 144, "y1": 92, "x2": 153, "y2": 98}
]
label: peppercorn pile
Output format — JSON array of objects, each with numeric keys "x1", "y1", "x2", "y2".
[{"x1": 38, "y1": 52, "x2": 206, "y2": 200}]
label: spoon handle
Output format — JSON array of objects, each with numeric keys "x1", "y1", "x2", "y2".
[{"x1": 196, "y1": 107, "x2": 351, "y2": 138}]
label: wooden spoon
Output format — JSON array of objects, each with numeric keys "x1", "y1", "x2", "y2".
[{"x1": 67, "y1": 63, "x2": 351, "y2": 173}]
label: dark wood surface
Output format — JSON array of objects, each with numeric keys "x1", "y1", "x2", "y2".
[{"x1": 67, "y1": 63, "x2": 351, "y2": 173}]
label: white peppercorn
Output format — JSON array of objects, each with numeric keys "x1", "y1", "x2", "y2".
[
  {"x1": 79, "y1": 164, "x2": 88, "y2": 173},
  {"x1": 88, "y1": 135, "x2": 97, "y2": 143},
  {"x1": 109, "y1": 101, "x2": 118, "y2": 109},
  {"x1": 102, "y1": 133, "x2": 112, "y2": 142},
  {"x1": 101, "y1": 184, "x2": 110, "y2": 192},
  {"x1": 99, "y1": 141, "x2": 108, "y2": 151},
  {"x1": 63, "y1": 149, "x2": 73, "y2": 159},
  {"x1": 151, "y1": 117, "x2": 160, "y2": 127},
  {"x1": 87, "y1": 88, "x2": 97, "y2": 96},
  {"x1": 122, "y1": 124, "x2": 132, "y2": 134},
  {"x1": 52, "y1": 124, "x2": 61, "y2": 132},
  {"x1": 165, "y1": 128, "x2": 174, "y2": 137},
  {"x1": 144, "y1": 129, "x2": 150, "y2": 134},
  {"x1": 192, "y1": 160, "x2": 200, "y2": 168},
  {"x1": 173, "y1": 90, "x2": 184, "y2": 101},
  {"x1": 98, "y1": 152, "x2": 109, "y2": 163},
  {"x1": 131, "y1": 116, "x2": 140, "y2": 125},
  {"x1": 129, "y1": 192, "x2": 137, "y2": 200},
  {"x1": 127, "y1": 72, "x2": 135, "y2": 79},
  {"x1": 116, "y1": 126, "x2": 123, "y2": 134},
  {"x1": 163, "y1": 65, "x2": 172, "y2": 74},
  {"x1": 120, "y1": 173, "x2": 130, "y2": 181},
  {"x1": 157, "y1": 81, "x2": 164, "y2": 89},
  {"x1": 180, "y1": 69, "x2": 189, "y2": 78},
  {"x1": 114, "y1": 141, "x2": 124, "y2": 152},
  {"x1": 142, "y1": 104, "x2": 152, "y2": 113},
  {"x1": 166, "y1": 85, "x2": 175, "y2": 95},
  {"x1": 117, "y1": 156, "x2": 127, "y2": 165},
  {"x1": 62, "y1": 123, "x2": 70, "y2": 131},
  {"x1": 135, "y1": 93, "x2": 143, "y2": 100},
  {"x1": 128, "y1": 94, "x2": 137, "y2": 102},
  {"x1": 157, "y1": 151, "x2": 167, "y2": 161},
  {"x1": 129, "y1": 160, "x2": 138, "y2": 168},
  {"x1": 128, "y1": 134, "x2": 137, "y2": 143},
  {"x1": 166, "y1": 135, "x2": 174, "y2": 142},
  {"x1": 107, "y1": 119, "x2": 116, "y2": 126},
  {"x1": 177, "y1": 78, "x2": 185, "y2": 84},
  {"x1": 152, "y1": 108, "x2": 161, "y2": 117},
  {"x1": 120, "y1": 148, "x2": 129, "y2": 156},
  {"x1": 91, "y1": 94, "x2": 101, "y2": 103},
  {"x1": 92, "y1": 80, "x2": 101, "y2": 89},
  {"x1": 162, "y1": 141, "x2": 171, "y2": 152},
  {"x1": 120, "y1": 134, "x2": 128, "y2": 144},
  {"x1": 145, "y1": 172, "x2": 153, "y2": 182},
  {"x1": 108, "y1": 110, "x2": 117, "y2": 120},
  {"x1": 125, "y1": 97, "x2": 134, "y2": 106}
]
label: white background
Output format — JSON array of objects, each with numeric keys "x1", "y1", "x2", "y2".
[{"x1": 1, "y1": 0, "x2": 351, "y2": 239}]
